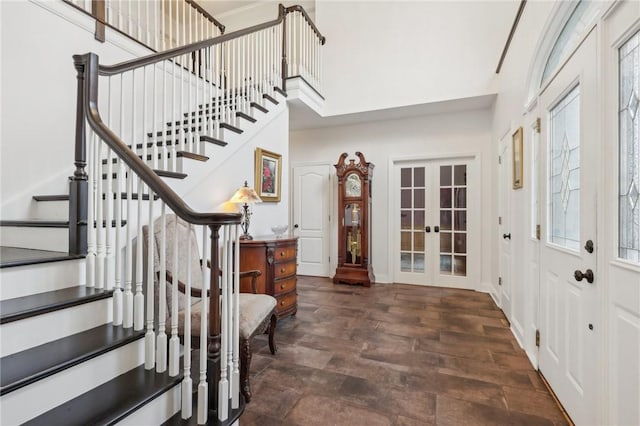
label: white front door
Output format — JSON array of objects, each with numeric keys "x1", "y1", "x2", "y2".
[
  {"x1": 498, "y1": 136, "x2": 512, "y2": 316},
  {"x1": 292, "y1": 164, "x2": 331, "y2": 276},
  {"x1": 538, "y1": 31, "x2": 599, "y2": 425},
  {"x1": 394, "y1": 157, "x2": 478, "y2": 289}
]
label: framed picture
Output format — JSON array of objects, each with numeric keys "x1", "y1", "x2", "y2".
[
  {"x1": 254, "y1": 148, "x2": 282, "y2": 202},
  {"x1": 512, "y1": 127, "x2": 523, "y2": 189}
]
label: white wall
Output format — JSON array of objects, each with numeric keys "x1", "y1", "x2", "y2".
[
  {"x1": 184, "y1": 107, "x2": 290, "y2": 238},
  {"x1": 315, "y1": 1, "x2": 513, "y2": 117},
  {"x1": 290, "y1": 107, "x2": 494, "y2": 285},
  {"x1": 0, "y1": 0, "x2": 153, "y2": 219}
]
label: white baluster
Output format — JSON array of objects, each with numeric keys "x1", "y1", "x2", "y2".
[
  {"x1": 117, "y1": 0, "x2": 123, "y2": 31},
  {"x1": 169, "y1": 214, "x2": 180, "y2": 376},
  {"x1": 156, "y1": 203, "x2": 168, "y2": 372},
  {"x1": 96, "y1": 136, "x2": 105, "y2": 290},
  {"x1": 181, "y1": 222, "x2": 194, "y2": 419},
  {"x1": 218, "y1": 226, "x2": 229, "y2": 421},
  {"x1": 145, "y1": 0, "x2": 150, "y2": 47},
  {"x1": 197, "y1": 226, "x2": 209, "y2": 425},
  {"x1": 123, "y1": 162, "x2": 133, "y2": 328},
  {"x1": 86, "y1": 129, "x2": 96, "y2": 288},
  {"x1": 113, "y1": 74, "x2": 124, "y2": 326},
  {"x1": 145, "y1": 189, "x2": 156, "y2": 370},
  {"x1": 134, "y1": 178, "x2": 144, "y2": 331},
  {"x1": 232, "y1": 224, "x2": 240, "y2": 408}
]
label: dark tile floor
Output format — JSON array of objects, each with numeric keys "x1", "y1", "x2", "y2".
[{"x1": 242, "y1": 276, "x2": 568, "y2": 426}]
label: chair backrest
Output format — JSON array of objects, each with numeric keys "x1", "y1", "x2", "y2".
[{"x1": 142, "y1": 214, "x2": 204, "y2": 318}]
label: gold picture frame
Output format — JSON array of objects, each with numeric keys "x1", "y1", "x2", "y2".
[
  {"x1": 512, "y1": 127, "x2": 523, "y2": 189},
  {"x1": 254, "y1": 147, "x2": 282, "y2": 202}
]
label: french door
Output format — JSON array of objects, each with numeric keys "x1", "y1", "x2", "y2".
[
  {"x1": 538, "y1": 30, "x2": 598, "y2": 425},
  {"x1": 394, "y1": 157, "x2": 477, "y2": 289}
]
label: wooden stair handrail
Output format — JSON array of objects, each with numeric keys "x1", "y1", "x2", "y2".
[{"x1": 284, "y1": 5, "x2": 326, "y2": 45}]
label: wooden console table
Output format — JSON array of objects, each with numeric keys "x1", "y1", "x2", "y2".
[{"x1": 238, "y1": 235, "x2": 298, "y2": 319}]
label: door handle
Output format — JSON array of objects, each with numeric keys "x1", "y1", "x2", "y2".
[
  {"x1": 434, "y1": 226, "x2": 440, "y2": 233},
  {"x1": 425, "y1": 226, "x2": 431, "y2": 233},
  {"x1": 584, "y1": 240, "x2": 594, "y2": 253},
  {"x1": 574, "y1": 269, "x2": 594, "y2": 284},
  {"x1": 294, "y1": 224, "x2": 299, "y2": 229},
  {"x1": 503, "y1": 233, "x2": 511, "y2": 240}
]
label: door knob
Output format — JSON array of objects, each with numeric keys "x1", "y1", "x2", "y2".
[
  {"x1": 503, "y1": 233, "x2": 511, "y2": 240},
  {"x1": 574, "y1": 269, "x2": 594, "y2": 284},
  {"x1": 584, "y1": 240, "x2": 594, "y2": 253},
  {"x1": 294, "y1": 224, "x2": 299, "y2": 229},
  {"x1": 425, "y1": 226, "x2": 431, "y2": 233},
  {"x1": 434, "y1": 226, "x2": 440, "y2": 233}
]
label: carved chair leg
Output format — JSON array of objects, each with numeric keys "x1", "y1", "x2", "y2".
[
  {"x1": 268, "y1": 314, "x2": 277, "y2": 355},
  {"x1": 240, "y1": 337, "x2": 252, "y2": 403}
]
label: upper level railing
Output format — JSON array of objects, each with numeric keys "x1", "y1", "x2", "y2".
[
  {"x1": 65, "y1": 0, "x2": 225, "y2": 51},
  {"x1": 283, "y1": 5, "x2": 326, "y2": 95},
  {"x1": 71, "y1": 4, "x2": 323, "y2": 422}
]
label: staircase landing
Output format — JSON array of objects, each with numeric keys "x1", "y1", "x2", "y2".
[{"x1": 0, "y1": 247, "x2": 82, "y2": 268}]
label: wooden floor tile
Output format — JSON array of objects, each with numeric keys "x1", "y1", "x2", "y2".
[{"x1": 242, "y1": 276, "x2": 567, "y2": 425}]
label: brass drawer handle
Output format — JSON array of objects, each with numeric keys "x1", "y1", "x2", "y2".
[
  {"x1": 280, "y1": 267, "x2": 286, "y2": 273},
  {"x1": 280, "y1": 284, "x2": 285, "y2": 289},
  {"x1": 280, "y1": 251, "x2": 285, "y2": 257},
  {"x1": 280, "y1": 300, "x2": 285, "y2": 306}
]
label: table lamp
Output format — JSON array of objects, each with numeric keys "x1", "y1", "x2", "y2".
[{"x1": 230, "y1": 181, "x2": 262, "y2": 240}]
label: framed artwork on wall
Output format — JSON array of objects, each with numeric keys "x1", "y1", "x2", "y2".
[
  {"x1": 512, "y1": 127, "x2": 524, "y2": 189},
  {"x1": 254, "y1": 147, "x2": 282, "y2": 202}
]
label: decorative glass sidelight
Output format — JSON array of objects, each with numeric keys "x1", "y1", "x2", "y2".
[
  {"x1": 619, "y1": 32, "x2": 640, "y2": 263},
  {"x1": 400, "y1": 167, "x2": 426, "y2": 272},
  {"x1": 439, "y1": 165, "x2": 467, "y2": 276},
  {"x1": 549, "y1": 85, "x2": 581, "y2": 250}
]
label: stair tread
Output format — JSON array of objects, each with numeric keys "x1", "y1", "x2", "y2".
[
  {"x1": 200, "y1": 135, "x2": 228, "y2": 147},
  {"x1": 162, "y1": 394, "x2": 245, "y2": 426},
  {"x1": 236, "y1": 111, "x2": 257, "y2": 123},
  {"x1": 177, "y1": 151, "x2": 209, "y2": 162},
  {"x1": 1, "y1": 323, "x2": 141, "y2": 396},
  {"x1": 0, "y1": 247, "x2": 82, "y2": 268},
  {"x1": 0, "y1": 220, "x2": 68, "y2": 228},
  {"x1": 250, "y1": 102, "x2": 268, "y2": 113},
  {"x1": 262, "y1": 93, "x2": 279, "y2": 105},
  {"x1": 219, "y1": 122, "x2": 243, "y2": 134},
  {"x1": 32, "y1": 195, "x2": 69, "y2": 202},
  {"x1": 0, "y1": 286, "x2": 114, "y2": 325},
  {"x1": 154, "y1": 169, "x2": 188, "y2": 179},
  {"x1": 23, "y1": 354, "x2": 176, "y2": 426}
]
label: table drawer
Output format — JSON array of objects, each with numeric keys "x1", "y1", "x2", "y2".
[
  {"x1": 276, "y1": 292, "x2": 297, "y2": 314},
  {"x1": 275, "y1": 245, "x2": 296, "y2": 261},
  {"x1": 275, "y1": 260, "x2": 296, "y2": 279},
  {"x1": 274, "y1": 276, "x2": 297, "y2": 296}
]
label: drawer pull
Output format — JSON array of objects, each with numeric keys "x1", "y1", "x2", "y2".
[
  {"x1": 280, "y1": 251, "x2": 285, "y2": 257},
  {"x1": 280, "y1": 268, "x2": 286, "y2": 273},
  {"x1": 280, "y1": 300, "x2": 285, "y2": 306},
  {"x1": 280, "y1": 284, "x2": 285, "y2": 289}
]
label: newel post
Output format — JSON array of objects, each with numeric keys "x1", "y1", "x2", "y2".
[
  {"x1": 279, "y1": 4, "x2": 288, "y2": 93},
  {"x1": 69, "y1": 54, "x2": 89, "y2": 256},
  {"x1": 208, "y1": 225, "x2": 222, "y2": 411}
]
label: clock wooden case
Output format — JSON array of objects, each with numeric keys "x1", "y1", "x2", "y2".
[{"x1": 334, "y1": 152, "x2": 375, "y2": 286}]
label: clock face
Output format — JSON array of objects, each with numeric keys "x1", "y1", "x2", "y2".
[{"x1": 345, "y1": 173, "x2": 361, "y2": 197}]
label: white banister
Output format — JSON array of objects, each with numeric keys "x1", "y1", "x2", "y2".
[
  {"x1": 86, "y1": 128, "x2": 96, "y2": 288},
  {"x1": 181, "y1": 221, "x2": 194, "y2": 419},
  {"x1": 169, "y1": 213, "x2": 180, "y2": 377},
  {"x1": 156, "y1": 202, "x2": 168, "y2": 373},
  {"x1": 145, "y1": 189, "x2": 156, "y2": 370}
]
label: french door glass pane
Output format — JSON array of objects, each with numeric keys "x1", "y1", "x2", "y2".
[
  {"x1": 439, "y1": 165, "x2": 467, "y2": 276},
  {"x1": 619, "y1": 31, "x2": 640, "y2": 263},
  {"x1": 549, "y1": 85, "x2": 581, "y2": 250},
  {"x1": 399, "y1": 167, "x2": 427, "y2": 272}
]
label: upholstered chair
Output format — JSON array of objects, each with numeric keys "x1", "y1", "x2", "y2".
[{"x1": 142, "y1": 214, "x2": 277, "y2": 403}]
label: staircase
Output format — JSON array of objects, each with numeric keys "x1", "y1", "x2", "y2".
[
  {"x1": 0, "y1": 90, "x2": 285, "y2": 425},
  {"x1": 0, "y1": 2, "x2": 324, "y2": 424}
]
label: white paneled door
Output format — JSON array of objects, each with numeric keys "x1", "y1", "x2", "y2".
[
  {"x1": 498, "y1": 136, "x2": 512, "y2": 317},
  {"x1": 538, "y1": 31, "x2": 598, "y2": 425},
  {"x1": 292, "y1": 164, "x2": 331, "y2": 276},
  {"x1": 394, "y1": 157, "x2": 478, "y2": 289}
]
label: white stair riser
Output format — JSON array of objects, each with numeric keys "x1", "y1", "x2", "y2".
[
  {"x1": 0, "y1": 226, "x2": 68, "y2": 252},
  {"x1": 0, "y1": 297, "x2": 113, "y2": 357},
  {"x1": 32, "y1": 200, "x2": 69, "y2": 221},
  {"x1": 115, "y1": 382, "x2": 181, "y2": 426},
  {"x1": 0, "y1": 258, "x2": 85, "y2": 300},
  {"x1": 0, "y1": 339, "x2": 145, "y2": 425}
]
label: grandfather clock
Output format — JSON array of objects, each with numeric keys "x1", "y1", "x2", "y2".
[{"x1": 334, "y1": 152, "x2": 375, "y2": 286}]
